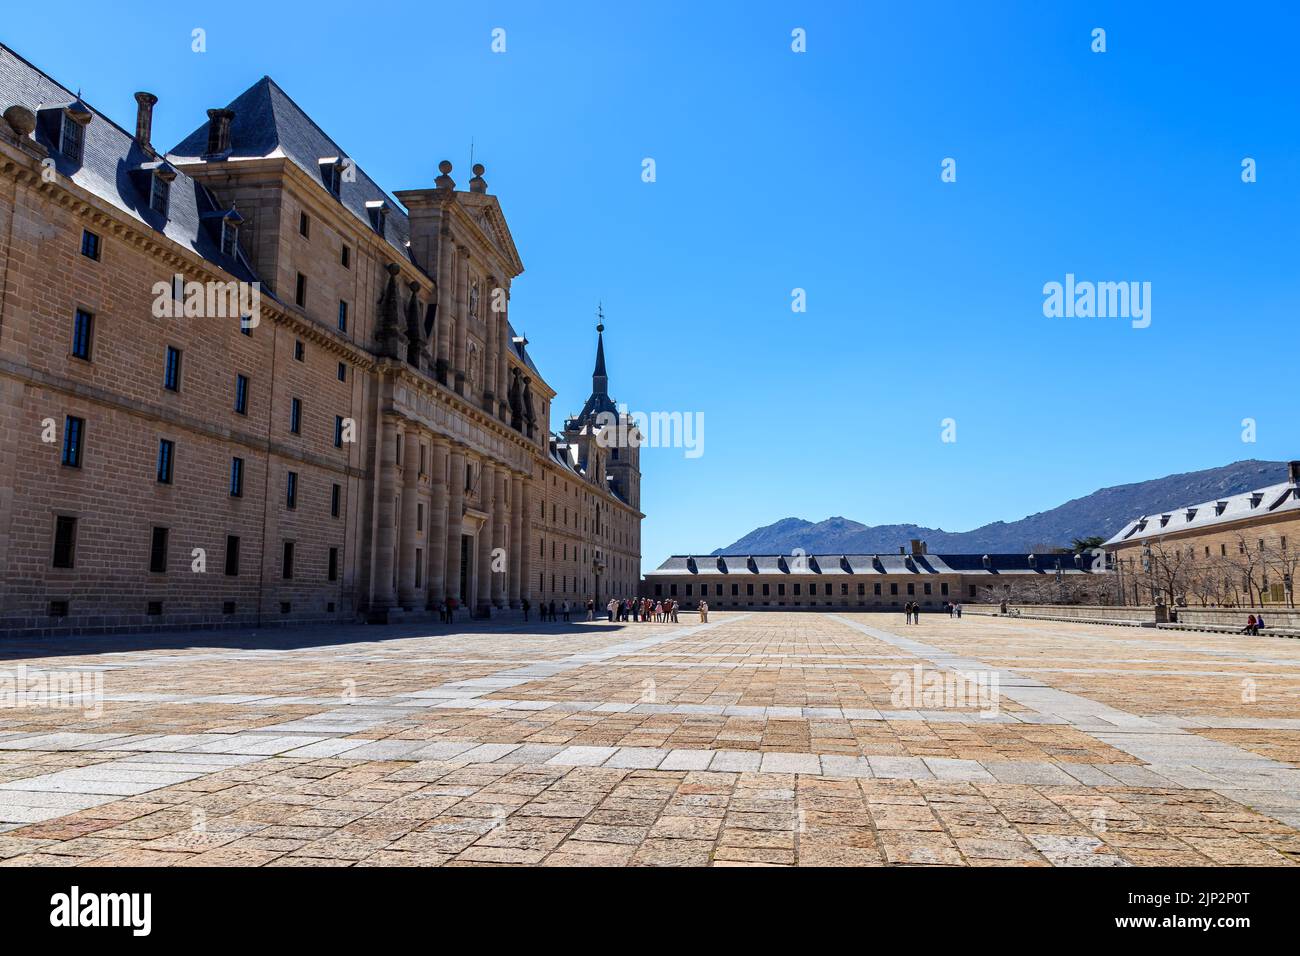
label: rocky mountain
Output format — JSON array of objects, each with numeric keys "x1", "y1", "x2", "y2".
[{"x1": 713, "y1": 459, "x2": 1292, "y2": 556}]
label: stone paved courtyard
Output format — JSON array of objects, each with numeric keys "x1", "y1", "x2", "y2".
[{"x1": 0, "y1": 611, "x2": 1298, "y2": 866}]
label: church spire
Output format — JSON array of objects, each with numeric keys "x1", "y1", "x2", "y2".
[
  {"x1": 592, "y1": 302, "x2": 608, "y2": 391},
  {"x1": 572, "y1": 305, "x2": 617, "y2": 425}
]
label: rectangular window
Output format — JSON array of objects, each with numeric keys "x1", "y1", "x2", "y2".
[
  {"x1": 225, "y1": 535, "x2": 240, "y2": 576},
  {"x1": 328, "y1": 547, "x2": 339, "y2": 582},
  {"x1": 417, "y1": 502, "x2": 424, "y2": 532},
  {"x1": 907, "y1": 583, "x2": 915, "y2": 595},
  {"x1": 149, "y1": 526, "x2": 169, "y2": 573},
  {"x1": 337, "y1": 362, "x2": 347, "y2": 383},
  {"x1": 746, "y1": 583, "x2": 754, "y2": 596},
  {"x1": 71, "y1": 308, "x2": 94, "y2": 360},
  {"x1": 338, "y1": 300, "x2": 348, "y2": 332},
  {"x1": 59, "y1": 113, "x2": 84, "y2": 163},
  {"x1": 924, "y1": 583, "x2": 932, "y2": 595},
  {"x1": 334, "y1": 415, "x2": 344, "y2": 448},
  {"x1": 413, "y1": 548, "x2": 420, "y2": 587},
  {"x1": 163, "y1": 346, "x2": 182, "y2": 391},
  {"x1": 299, "y1": 212, "x2": 310, "y2": 237},
  {"x1": 156, "y1": 439, "x2": 174, "y2": 483},
  {"x1": 220, "y1": 220, "x2": 238, "y2": 257},
  {"x1": 229, "y1": 457, "x2": 244, "y2": 497},
  {"x1": 295, "y1": 273, "x2": 307, "y2": 307},
  {"x1": 331, "y1": 483, "x2": 341, "y2": 518},
  {"x1": 294, "y1": 340, "x2": 305, "y2": 362},
  {"x1": 941, "y1": 583, "x2": 949, "y2": 596},
  {"x1": 150, "y1": 174, "x2": 170, "y2": 216},
  {"x1": 80, "y1": 229, "x2": 100, "y2": 260},
  {"x1": 52, "y1": 515, "x2": 77, "y2": 568},
  {"x1": 341, "y1": 245, "x2": 350, "y2": 268},
  {"x1": 61, "y1": 416, "x2": 84, "y2": 468},
  {"x1": 286, "y1": 471, "x2": 298, "y2": 510},
  {"x1": 234, "y1": 374, "x2": 249, "y2": 414},
  {"x1": 290, "y1": 398, "x2": 301, "y2": 434},
  {"x1": 793, "y1": 583, "x2": 801, "y2": 596},
  {"x1": 890, "y1": 583, "x2": 898, "y2": 595},
  {"x1": 282, "y1": 541, "x2": 295, "y2": 579}
]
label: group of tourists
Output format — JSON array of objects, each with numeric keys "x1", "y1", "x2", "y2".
[
  {"x1": 902, "y1": 601, "x2": 923, "y2": 624},
  {"x1": 944, "y1": 602, "x2": 964, "y2": 618},
  {"x1": 520, "y1": 596, "x2": 700, "y2": 624}
]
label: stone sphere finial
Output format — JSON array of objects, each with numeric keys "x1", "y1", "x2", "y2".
[
  {"x1": 3, "y1": 105, "x2": 36, "y2": 137},
  {"x1": 438, "y1": 159, "x2": 453, "y2": 174}
]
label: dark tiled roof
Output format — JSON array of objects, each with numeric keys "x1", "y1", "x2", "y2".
[
  {"x1": 169, "y1": 76, "x2": 414, "y2": 264},
  {"x1": 0, "y1": 44, "x2": 258, "y2": 285},
  {"x1": 648, "y1": 553, "x2": 1097, "y2": 576}
]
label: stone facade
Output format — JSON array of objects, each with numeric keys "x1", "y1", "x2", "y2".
[
  {"x1": 0, "y1": 46, "x2": 640, "y2": 635},
  {"x1": 644, "y1": 543, "x2": 1107, "y2": 610},
  {"x1": 1105, "y1": 462, "x2": 1300, "y2": 607}
]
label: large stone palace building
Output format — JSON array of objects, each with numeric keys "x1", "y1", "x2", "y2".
[
  {"x1": 1104, "y1": 461, "x2": 1300, "y2": 607},
  {"x1": 644, "y1": 540, "x2": 1106, "y2": 610},
  {"x1": 0, "y1": 44, "x2": 641, "y2": 636}
]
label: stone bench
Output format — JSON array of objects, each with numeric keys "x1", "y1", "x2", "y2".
[{"x1": 1156, "y1": 621, "x2": 1300, "y2": 639}]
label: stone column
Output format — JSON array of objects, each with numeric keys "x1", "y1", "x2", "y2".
[
  {"x1": 508, "y1": 473, "x2": 523, "y2": 608},
  {"x1": 492, "y1": 467, "x2": 508, "y2": 608},
  {"x1": 453, "y1": 246, "x2": 469, "y2": 394},
  {"x1": 426, "y1": 439, "x2": 449, "y2": 607},
  {"x1": 498, "y1": 292, "x2": 511, "y2": 421},
  {"x1": 372, "y1": 415, "x2": 399, "y2": 618},
  {"x1": 483, "y1": 275, "x2": 497, "y2": 411},
  {"x1": 476, "y1": 462, "x2": 495, "y2": 614},
  {"x1": 518, "y1": 478, "x2": 533, "y2": 605},
  {"x1": 397, "y1": 425, "x2": 420, "y2": 609},
  {"x1": 444, "y1": 448, "x2": 465, "y2": 610},
  {"x1": 435, "y1": 223, "x2": 453, "y2": 382}
]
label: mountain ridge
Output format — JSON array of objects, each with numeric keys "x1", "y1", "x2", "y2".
[{"x1": 712, "y1": 459, "x2": 1292, "y2": 556}]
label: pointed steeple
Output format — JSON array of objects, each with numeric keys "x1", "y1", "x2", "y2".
[{"x1": 574, "y1": 305, "x2": 617, "y2": 424}]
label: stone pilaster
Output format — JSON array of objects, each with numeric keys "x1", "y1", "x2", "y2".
[
  {"x1": 492, "y1": 466, "x2": 508, "y2": 608},
  {"x1": 476, "y1": 461, "x2": 495, "y2": 614},
  {"x1": 371, "y1": 415, "x2": 399, "y2": 619},
  {"x1": 426, "y1": 439, "x2": 449, "y2": 607},
  {"x1": 519, "y1": 480, "x2": 533, "y2": 606},
  {"x1": 397, "y1": 425, "x2": 420, "y2": 609},
  {"x1": 453, "y1": 246, "x2": 469, "y2": 395},
  {"x1": 444, "y1": 448, "x2": 465, "y2": 609},
  {"x1": 508, "y1": 473, "x2": 523, "y2": 608}
]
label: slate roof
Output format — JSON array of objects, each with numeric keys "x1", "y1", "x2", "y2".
[
  {"x1": 170, "y1": 76, "x2": 415, "y2": 263},
  {"x1": 647, "y1": 553, "x2": 1099, "y2": 576},
  {"x1": 0, "y1": 44, "x2": 258, "y2": 285},
  {"x1": 1104, "y1": 480, "x2": 1300, "y2": 547},
  {"x1": 169, "y1": 75, "x2": 541, "y2": 377}
]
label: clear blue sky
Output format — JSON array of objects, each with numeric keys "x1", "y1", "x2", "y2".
[{"x1": 7, "y1": 1, "x2": 1299, "y2": 571}]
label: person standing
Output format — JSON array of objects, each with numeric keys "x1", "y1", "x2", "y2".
[
  {"x1": 671, "y1": 600, "x2": 679, "y2": 624},
  {"x1": 522, "y1": 597, "x2": 530, "y2": 622},
  {"x1": 561, "y1": 599, "x2": 569, "y2": 622},
  {"x1": 699, "y1": 600, "x2": 709, "y2": 623}
]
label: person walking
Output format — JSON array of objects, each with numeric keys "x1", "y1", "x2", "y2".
[{"x1": 699, "y1": 600, "x2": 709, "y2": 623}]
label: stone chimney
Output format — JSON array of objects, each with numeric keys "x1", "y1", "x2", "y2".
[
  {"x1": 1290, "y1": 460, "x2": 1300, "y2": 485},
  {"x1": 910, "y1": 539, "x2": 927, "y2": 556},
  {"x1": 205, "y1": 108, "x2": 235, "y2": 155},
  {"x1": 133, "y1": 92, "x2": 157, "y2": 152}
]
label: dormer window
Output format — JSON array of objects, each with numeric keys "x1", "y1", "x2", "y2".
[
  {"x1": 1250, "y1": 493, "x2": 1264, "y2": 509},
  {"x1": 150, "y1": 171, "x2": 171, "y2": 216},
  {"x1": 220, "y1": 219, "x2": 239, "y2": 257},
  {"x1": 365, "y1": 200, "x2": 388, "y2": 235},
  {"x1": 59, "y1": 110, "x2": 86, "y2": 163},
  {"x1": 319, "y1": 157, "x2": 344, "y2": 196}
]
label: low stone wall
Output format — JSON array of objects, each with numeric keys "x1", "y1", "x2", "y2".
[
  {"x1": 1172, "y1": 607, "x2": 1300, "y2": 629},
  {"x1": 965, "y1": 603, "x2": 1300, "y2": 634}
]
